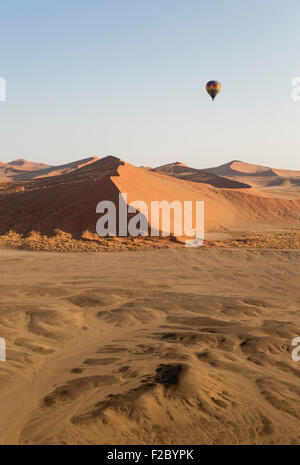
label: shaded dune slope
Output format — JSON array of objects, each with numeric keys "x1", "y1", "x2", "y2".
[
  {"x1": 204, "y1": 160, "x2": 300, "y2": 191},
  {"x1": 153, "y1": 162, "x2": 251, "y2": 189},
  {"x1": 0, "y1": 156, "x2": 299, "y2": 237},
  {"x1": 7, "y1": 159, "x2": 51, "y2": 171}
]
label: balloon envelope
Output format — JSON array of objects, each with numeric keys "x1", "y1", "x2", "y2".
[{"x1": 206, "y1": 81, "x2": 222, "y2": 100}]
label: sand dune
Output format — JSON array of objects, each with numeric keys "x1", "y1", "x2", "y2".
[
  {"x1": 204, "y1": 160, "x2": 300, "y2": 177},
  {"x1": 114, "y1": 160, "x2": 300, "y2": 232},
  {"x1": 0, "y1": 159, "x2": 52, "y2": 182},
  {"x1": 153, "y1": 162, "x2": 251, "y2": 189},
  {"x1": 0, "y1": 156, "x2": 299, "y2": 239},
  {"x1": 6, "y1": 159, "x2": 51, "y2": 171},
  {"x1": 0, "y1": 247, "x2": 299, "y2": 444},
  {"x1": 203, "y1": 160, "x2": 300, "y2": 198},
  {"x1": 0, "y1": 155, "x2": 300, "y2": 445},
  {"x1": 11, "y1": 156, "x2": 100, "y2": 181},
  {"x1": 204, "y1": 160, "x2": 274, "y2": 176},
  {"x1": 0, "y1": 156, "x2": 99, "y2": 181},
  {"x1": 0, "y1": 166, "x2": 26, "y2": 182}
]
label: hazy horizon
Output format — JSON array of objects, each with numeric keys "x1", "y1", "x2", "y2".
[
  {"x1": 1, "y1": 0, "x2": 300, "y2": 169},
  {"x1": 1, "y1": 154, "x2": 300, "y2": 171}
]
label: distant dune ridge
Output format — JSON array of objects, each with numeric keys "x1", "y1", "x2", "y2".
[
  {"x1": 152, "y1": 161, "x2": 251, "y2": 189},
  {"x1": 0, "y1": 155, "x2": 299, "y2": 238},
  {"x1": 204, "y1": 159, "x2": 300, "y2": 177},
  {"x1": 0, "y1": 156, "x2": 99, "y2": 181},
  {"x1": 6, "y1": 158, "x2": 51, "y2": 171},
  {"x1": 203, "y1": 160, "x2": 300, "y2": 196}
]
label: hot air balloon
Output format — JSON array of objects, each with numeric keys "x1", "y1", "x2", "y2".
[{"x1": 206, "y1": 80, "x2": 221, "y2": 101}]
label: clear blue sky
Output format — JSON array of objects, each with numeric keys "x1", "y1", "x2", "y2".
[{"x1": 0, "y1": 0, "x2": 300, "y2": 169}]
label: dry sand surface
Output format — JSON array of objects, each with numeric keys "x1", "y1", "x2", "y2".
[{"x1": 0, "y1": 247, "x2": 299, "y2": 444}]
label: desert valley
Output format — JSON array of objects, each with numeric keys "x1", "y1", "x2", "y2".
[{"x1": 0, "y1": 155, "x2": 299, "y2": 444}]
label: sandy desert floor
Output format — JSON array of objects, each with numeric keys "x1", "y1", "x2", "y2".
[{"x1": 0, "y1": 247, "x2": 299, "y2": 444}]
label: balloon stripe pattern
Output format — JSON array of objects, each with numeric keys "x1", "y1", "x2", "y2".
[{"x1": 206, "y1": 80, "x2": 222, "y2": 100}]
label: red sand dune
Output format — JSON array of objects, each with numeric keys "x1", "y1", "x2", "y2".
[
  {"x1": 202, "y1": 160, "x2": 300, "y2": 196},
  {"x1": 204, "y1": 160, "x2": 300, "y2": 177},
  {"x1": 0, "y1": 156, "x2": 100, "y2": 181},
  {"x1": 12, "y1": 156, "x2": 100, "y2": 180},
  {"x1": 153, "y1": 161, "x2": 251, "y2": 189},
  {"x1": 0, "y1": 159, "x2": 52, "y2": 181},
  {"x1": 0, "y1": 156, "x2": 299, "y2": 238},
  {"x1": 0, "y1": 166, "x2": 27, "y2": 182},
  {"x1": 6, "y1": 158, "x2": 51, "y2": 171}
]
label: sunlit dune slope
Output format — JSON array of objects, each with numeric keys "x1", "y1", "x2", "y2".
[
  {"x1": 202, "y1": 160, "x2": 300, "y2": 197},
  {"x1": 0, "y1": 156, "x2": 299, "y2": 237}
]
